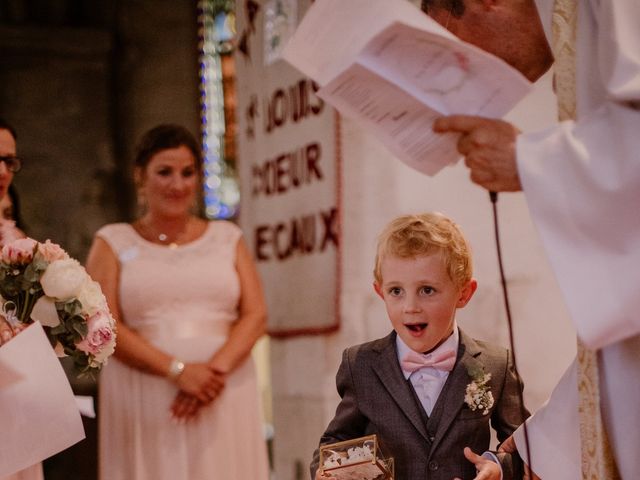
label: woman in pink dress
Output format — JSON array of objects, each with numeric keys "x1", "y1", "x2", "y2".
[{"x1": 86, "y1": 124, "x2": 269, "y2": 479}]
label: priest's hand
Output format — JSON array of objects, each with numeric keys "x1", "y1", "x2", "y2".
[
  {"x1": 498, "y1": 434, "x2": 517, "y2": 454},
  {"x1": 498, "y1": 435, "x2": 541, "y2": 480},
  {"x1": 454, "y1": 447, "x2": 501, "y2": 480},
  {"x1": 433, "y1": 116, "x2": 522, "y2": 192}
]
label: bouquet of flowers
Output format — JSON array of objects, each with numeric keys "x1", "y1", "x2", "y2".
[{"x1": 0, "y1": 237, "x2": 116, "y2": 375}]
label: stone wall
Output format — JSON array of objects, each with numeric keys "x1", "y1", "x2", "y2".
[
  {"x1": 0, "y1": 24, "x2": 116, "y2": 257},
  {"x1": 0, "y1": 3, "x2": 201, "y2": 479},
  {"x1": 0, "y1": 0, "x2": 200, "y2": 261}
]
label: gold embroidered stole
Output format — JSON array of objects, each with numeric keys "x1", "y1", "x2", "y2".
[{"x1": 552, "y1": 2, "x2": 620, "y2": 477}]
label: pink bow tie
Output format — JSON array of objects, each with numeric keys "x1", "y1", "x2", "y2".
[{"x1": 401, "y1": 348, "x2": 456, "y2": 373}]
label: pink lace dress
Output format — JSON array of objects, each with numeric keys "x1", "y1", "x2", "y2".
[{"x1": 97, "y1": 221, "x2": 269, "y2": 480}]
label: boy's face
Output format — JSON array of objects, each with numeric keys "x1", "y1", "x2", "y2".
[{"x1": 374, "y1": 253, "x2": 477, "y2": 354}]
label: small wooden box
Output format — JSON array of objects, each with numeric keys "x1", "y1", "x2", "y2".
[{"x1": 319, "y1": 434, "x2": 394, "y2": 479}]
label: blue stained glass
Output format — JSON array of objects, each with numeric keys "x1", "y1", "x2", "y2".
[{"x1": 199, "y1": 0, "x2": 239, "y2": 220}]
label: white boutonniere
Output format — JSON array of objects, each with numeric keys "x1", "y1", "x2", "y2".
[{"x1": 464, "y1": 365, "x2": 494, "y2": 415}]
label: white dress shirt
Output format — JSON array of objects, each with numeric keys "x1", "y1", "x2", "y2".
[{"x1": 396, "y1": 325, "x2": 459, "y2": 416}]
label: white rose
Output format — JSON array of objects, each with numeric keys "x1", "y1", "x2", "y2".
[
  {"x1": 31, "y1": 296, "x2": 60, "y2": 327},
  {"x1": 76, "y1": 279, "x2": 107, "y2": 316},
  {"x1": 40, "y1": 259, "x2": 88, "y2": 301}
]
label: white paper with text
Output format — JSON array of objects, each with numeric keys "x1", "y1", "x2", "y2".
[{"x1": 283, "y1": 0, "x2": 532, "y2": 175}]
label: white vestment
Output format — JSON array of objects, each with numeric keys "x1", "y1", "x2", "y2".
[{"x1": 513, "y1": 0, "x2": 640, "y2": 478}]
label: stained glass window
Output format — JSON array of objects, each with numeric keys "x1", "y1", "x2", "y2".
[{"x1": 198, "y1": 1, "x2": 239, "y2": 219}]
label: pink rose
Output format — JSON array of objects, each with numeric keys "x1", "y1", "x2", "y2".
[
  {"x1": 1, "y1": 237, "x2": 38, "y2": 264},
  {"x1": 76, "y1": 310, "x2": 116, "y2": 358},
  {"x1": 92, "y1": 332, "x2": 116, "y2": 366},
  {"x1": 37, "y1": 240, "x2": 69, "y2": 263}
]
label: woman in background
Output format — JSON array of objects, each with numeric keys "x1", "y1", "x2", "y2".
[
  {"x1": 0, "y1": 120, "x2": 27, "y2": 341},
  {"x1": 0, "y1": 122, "x2": 25, "y2": 249},
  {"x1": 86, "y1": 124, "x2": 269, "y2": 480},
  {"x1": 1, "y1": 184, "x2": 26, "y2": 230},
  {"x1": 0, "y1": 119, "x2": 41, "y2": 480}
]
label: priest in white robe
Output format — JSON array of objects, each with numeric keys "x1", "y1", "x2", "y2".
[{"x1": 423, "y1": 0, "x2": 640, "y2": 478}]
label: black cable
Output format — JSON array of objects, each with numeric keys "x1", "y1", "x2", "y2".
[{"x1": 489, "y1": 191, "x2": 533, "y2": 477}]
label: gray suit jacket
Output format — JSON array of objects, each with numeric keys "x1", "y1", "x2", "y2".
[{"x1": 311, "y1": 329, "x2": 528, "y2": 479}]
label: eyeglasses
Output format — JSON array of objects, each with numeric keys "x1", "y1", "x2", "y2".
[{"x1": 0, "y1": 156, "x2": 22, "y2": 173}]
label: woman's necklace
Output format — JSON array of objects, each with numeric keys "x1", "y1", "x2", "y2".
[
  {"x1": 157, "y1": 233, "x2": 178, "y2": 249},
  {"x1": 142, "y1": 218, "x2": 190, "y2": 249}
]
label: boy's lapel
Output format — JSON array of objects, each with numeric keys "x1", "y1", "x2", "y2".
[
  {"x1": 372, "y1": 333, "x2": 431, "y2": 443},
  {"x1": 428, "y1": 330, "x2": 484, "y2": 452}
]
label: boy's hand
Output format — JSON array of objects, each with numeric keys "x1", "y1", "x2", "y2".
[{"x1": 454, "y1": 447, "x2": 501, "y2": 480}]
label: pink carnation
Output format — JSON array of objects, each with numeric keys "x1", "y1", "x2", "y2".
[
  {"x1": 2, "y1": 237, "x2": 38, "y2": 264},
  {"x1": 76, "y1": 310, "x2": 115, "y2": 356},
  {"x1": 37, "y1": 240, "x2": 69, "y2": 263}
]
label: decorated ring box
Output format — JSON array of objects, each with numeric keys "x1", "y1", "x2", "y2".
[{"x1": 319, "y1": 434, "x2": 394, "y2": 479}]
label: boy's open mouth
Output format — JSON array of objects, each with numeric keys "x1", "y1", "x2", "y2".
[{"x1": 405, "y1": 323, "x2": 427, "y2": 333}]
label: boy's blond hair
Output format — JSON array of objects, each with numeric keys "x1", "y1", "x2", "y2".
[{"x1": 374, "y1": 212, "x2": 473, "y2": 287}]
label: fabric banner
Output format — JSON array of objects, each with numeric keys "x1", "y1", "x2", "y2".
[{"x1": 235, "y1": 0, "x2": 340, "y2": 336}]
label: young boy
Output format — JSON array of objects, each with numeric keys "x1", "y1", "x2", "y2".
[{"x1": 311, "y1": 213, "x2": 528, "y2": 480}]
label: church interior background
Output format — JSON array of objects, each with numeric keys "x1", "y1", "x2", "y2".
[{"x1": 0, "y1": 1, "x2": 578, "y2": 479}]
